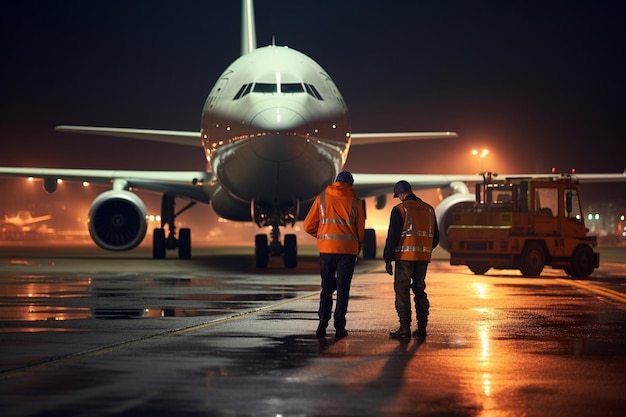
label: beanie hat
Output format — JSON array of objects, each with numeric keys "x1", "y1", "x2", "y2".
[
  {"x1": 393, "y1": 180, "x2": 412, "y2": 197},
  {"x1": 335, "y1": 171, "x2": 354, "y2": 185}
]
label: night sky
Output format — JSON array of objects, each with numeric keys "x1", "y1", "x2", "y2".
[{"x1": 1, "y1": 0, "x2": 625, "y2": 205}]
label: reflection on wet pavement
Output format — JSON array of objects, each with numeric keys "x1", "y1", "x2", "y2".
[
  {"x1": 1, "y1": 246, "x2": 626, "y2": 416},
  {"x1": 0, "y1": 273, "x2": 321, "y2": 323}
]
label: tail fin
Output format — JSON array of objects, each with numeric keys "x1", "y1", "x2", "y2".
[{"x1": 241, "y1": 0, "x2": 257, "y2": 55}]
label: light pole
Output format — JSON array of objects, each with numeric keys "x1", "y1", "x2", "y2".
[{"x1": 472, "y1": 148, "x2": 489, "y2": 173}]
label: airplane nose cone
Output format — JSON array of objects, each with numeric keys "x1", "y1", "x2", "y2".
[
  {"x1": 249, "y1": 107, "x2": 308, "y2": 161},
  {"x1": 250, "y1": 107, "x2": 306, "y2": 131}
]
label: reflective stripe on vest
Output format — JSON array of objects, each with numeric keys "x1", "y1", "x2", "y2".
[
  {"x1": 318, "y1": 192, "x2": 359, "y2": 242},
  {"x1": 395, "y1": 201, "x2": 434, "y2": 261}
]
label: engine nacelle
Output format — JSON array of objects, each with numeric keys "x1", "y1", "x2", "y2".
[
  {"x1": 434, "y1": 192, "x2": 475, "y2": 252},
  {"x1": 375, "y1": 194, "x2": 387, "y2": 210},
  {"x1": 43, "y1": 177, "x2": 58, "y2": 194},
  {"x1": 88, "y1": 190, "x2": 148, "y2": 251}
]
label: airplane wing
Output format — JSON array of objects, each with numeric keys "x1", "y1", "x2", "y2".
[
  {"x1": 350, "y1": 131, "x2": 458, "y2": 145},
  {"x1": 351, "y1": 171, "x2": 626, "y2": 199},
  {"x1": 23, "y1": 214, "x2": 53, "y2": 225},
  {"x1": 0, "y1": 167, "x2": 214, "y2": 203},
  {"x1": 352, "y1": 173, "x2": 481, "y2": 197},
  {"x1": 55, "y1": 125, "x2": 202, "y2": 147},
  {"x1": 55, "y1": 126, "x2": 459, "y2": 147}
]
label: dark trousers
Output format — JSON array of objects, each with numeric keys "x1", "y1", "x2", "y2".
[
  {"x1": 318, "y1": 253, "x2": 357, "y2": 330},
  {"x1": 394, "y1": 260, "x2": 430, "y2": 325}
]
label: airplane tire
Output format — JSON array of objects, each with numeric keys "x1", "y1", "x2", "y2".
[
  {"x1": 283, "y1": 234, "x2": 297, "y2": 268},
  {"x1": 255, "y1": 234, "x2": 269, "y2": 268},
  {"x1": 179, "y1": 228, "x2": 191, "y2": 259},
  {"x1": 153, "y1": 228, "x2": 166, "y2": 259},
  {"x1": 363, "y1": 228, "x2": 377, "y2": 259}
]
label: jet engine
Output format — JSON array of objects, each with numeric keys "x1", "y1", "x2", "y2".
[
  {"x1": 88, "y1": 190, "x2": 148, "y2": 251},
  {"x1": 434, "y1": 192, "x2": 476, "y2": 252}
]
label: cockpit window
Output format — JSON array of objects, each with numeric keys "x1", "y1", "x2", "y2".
[
  {"x1": 253, "y1": 83, "x2": 277, "y2": 93},
  {"x1": 281, "y1": 83, "x2": 305, "y2": 93},
  {"x1": 232, "y1": 83, "x2": 253, "y2": 100},
  {"x1": 305, "y1": 83, "x2": 324, "y2": 100},
  {"x1": 232, "y1": 82, "x2": 323, "y2": 100},
  {"x1": 242, "y1": 83, "x2": 252, "y2": 97},
  {"x1": 233, "y1": 84, "x2": 247, "y2": 100}
]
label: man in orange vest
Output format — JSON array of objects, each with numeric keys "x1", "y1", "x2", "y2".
[
  {"x1": 383, "y1": 180, "x2": 439, "y2": 341},
  {"x1": 303, "y1": 171, "x2": 365, "y2": 339}
]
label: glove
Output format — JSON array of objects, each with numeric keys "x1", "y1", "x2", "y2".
[{"x1": 385, "y1": 262, "x2": 393, "y2": 276}]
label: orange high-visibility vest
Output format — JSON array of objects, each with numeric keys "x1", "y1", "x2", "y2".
[
  {"x1": 315, "y1": 191, "x2": 362, "y2": 254},
  {"x1": 394, "y1": 200, "x2": 435, "y2": 261}
]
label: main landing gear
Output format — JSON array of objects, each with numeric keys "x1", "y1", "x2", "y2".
[
  {"x1": 254, "y1": 225, "x2": 378, "y2": 269},
  {"x1": 252, "y1": 199, "x2": 299, "y2": 268},
  {"x1": 255, "y1": 230, "x2": 297, "y2": 268},
  {"x1": 152, "y1": 193, "x2": 196, "y2": 259}
]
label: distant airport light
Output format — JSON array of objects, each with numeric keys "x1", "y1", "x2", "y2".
[
  {"x1": 472, "y1": 148, "x2": 489, "y2": 158},
  {"x1": 472, "y1": 148, "x2": 489, "y2": 173}
]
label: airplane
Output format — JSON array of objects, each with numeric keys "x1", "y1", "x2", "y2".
[
  {"x1": 1, "y1": 210, "x2": 52, "y2": 233},
  {"x1": 0, "y1": 0, "x2": 625, "y2": 267},
  {"x1": 0, "y1": 210, "x2": 52, "y2": 238}
]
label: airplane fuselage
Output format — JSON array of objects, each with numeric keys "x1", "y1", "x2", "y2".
[{"x1": 201, "y1": 46, "x2": 351, "y2": 222}]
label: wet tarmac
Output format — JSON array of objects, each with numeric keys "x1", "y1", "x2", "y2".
[{"x1": 1, "y1": 243, "x2": 626, "y2": 416}]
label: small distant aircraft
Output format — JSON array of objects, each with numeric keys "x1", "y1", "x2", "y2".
[{"x1": 1, "y1": 210, "x2": 52, "y2": 232}]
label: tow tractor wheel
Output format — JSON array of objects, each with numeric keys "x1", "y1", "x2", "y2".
[
  {"x1": 468, "y1": 262, "x2": 490, "y2": 275},
  {"x1": 569, "y1": 245, "x2": 595, "y2": 278},
  {"x1": 520, "y1": 242, "x2": 545, "y2": 277}
]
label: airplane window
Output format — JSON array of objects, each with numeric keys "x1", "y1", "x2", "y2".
[
  {"x1": 242, "y1": 83, "x2": 253, "y2": 97},
  {"x1": 304, "y1": 84, "x2": 315, "y2": 97},
  {"x1": 253, "y1": 83, "x2": 277, "y2": 93},
  {"x1": 306, "y1": 83, "x2": 324, "y2": 100},
  {"x1": 281, "y1": 83, "x2": 305, "y2": 93},
  {"x1": 233, "y1": 84, "x2": 248, "y2": 100}
]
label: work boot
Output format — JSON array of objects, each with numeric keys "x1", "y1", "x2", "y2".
[
  {"x1": 335, "y1": 328, "x2": 349, "y2": 339},
  {"x1": 389, "y1": 324, "x2": 411, "y2": 339},
  {"x1": 413, "y1": 321, "x2": 427, "y2": 340},
  {"x1": 316, "y1": 321, "x2": 328, "y2": 338}
]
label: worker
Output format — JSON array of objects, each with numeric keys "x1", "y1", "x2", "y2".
[
  {"x1": 383, "y1": 180, "x2": 439, "y2": 341},
  {"x1": 303, "y1": 171, "x2": 365, "y2": 339}
]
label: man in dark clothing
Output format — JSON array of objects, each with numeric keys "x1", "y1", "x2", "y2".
[{"x1": 383, "y1": 180, "x2": 439, "y2": 341}]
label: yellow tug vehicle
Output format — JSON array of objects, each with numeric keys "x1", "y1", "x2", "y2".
[{"x1": 447, "y1": 173, "x2": 599, "y2": 277}]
